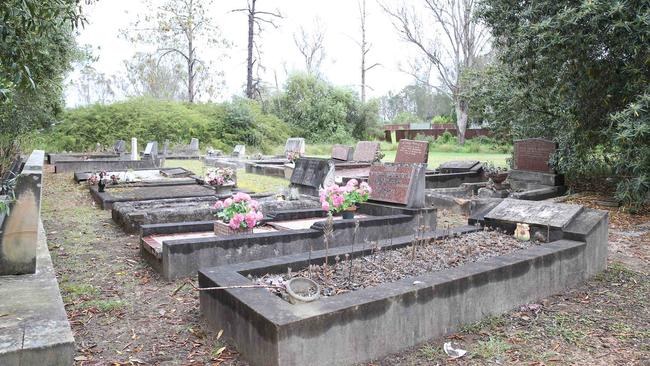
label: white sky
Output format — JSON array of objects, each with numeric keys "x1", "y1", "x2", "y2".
[{"x1": 66, "y1": 0, "x2": 426, "y2": 106}]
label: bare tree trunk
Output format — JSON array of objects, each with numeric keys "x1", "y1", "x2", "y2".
[
  {"x1": 245, "y1": 0, "x2": 256, "y2": 99},
  {"x1": 188, "y1": 34, "x2": 194, "y2": 103},
  {"x1": 455, "y1": 99, "x2": 469, "y2": 145},
  {"x1": 360, "y1": 0, "x2": 367, "y2": 103}
]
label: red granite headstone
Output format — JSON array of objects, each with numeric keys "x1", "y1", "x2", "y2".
[
  {"x1": 352, "y1": 141, "x2": 380, "y2": 162},
  {"x1": 394, "y1": 139, "x2": 429, "y2": 164},
  {"x1": 513, "y1": 138, "x2": 556, "y2": 172},
  {"x1": 368, "y1": 164, "x2": 416, "y2": 205}
]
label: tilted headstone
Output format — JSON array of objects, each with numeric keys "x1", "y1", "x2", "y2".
[
  {"x1": 131, "y1": 138, "x2": 138, "y2": 160},
  {"x1": 513, "y1": 138, "x2": 557, "y2": 173},
  {"x1": 394, "y1": 139, "x2": 429, "y2": 164},
  {"x1": 143, "y1": 141, "x2": 158, "y2": 159},
  {"x1": 0, "y1": 150, "x2": 44, "y2": 275},
  {"x1": 367, "y1": 163, "x2": 426, "y2": 208},
  {"x1": 485, "y1": 198, "x2": 583, "y2": 229},
  {"x1": 289, "y1": 158, "x2": 335, "y2": 196},
  {"x1": 352, "y1": 141, "x2": 380, "y2": 162},
  {"x1": 284, "y1": 138, "x2": 306, "y2": 155},
  {"x1": 189, "y1": 138, "x2": 200, "y2": 151},
  {"x1": 438, "y1": 160, "x2": 480, "y2": 173},
  {"x1": 331, "y1": 144, "x2": 354, "y2": 161},
  {"x1": 232, "y1": 145, "x2": 246, "y2": 158}
]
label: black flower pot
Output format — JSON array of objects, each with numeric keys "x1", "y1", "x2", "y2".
[{"x1": 98, "y1": 181, "x2": 105, "y2": 192}]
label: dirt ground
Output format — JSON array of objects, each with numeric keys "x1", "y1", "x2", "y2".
[{"x1": 41, "y1": 169, "x2": 650, "y2": 366}]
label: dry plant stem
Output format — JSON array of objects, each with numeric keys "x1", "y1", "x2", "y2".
[{"x1": 172, "y1": 280, "x2": 284, "y2": 296}]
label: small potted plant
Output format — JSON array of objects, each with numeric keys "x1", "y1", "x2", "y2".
[
  {"x1": 319, "y1": 179, "x2": 372, "y2": 219},
  {"x1": 205, "y1": 167, "x2": 235, "y2": 187},
  {"x1": 482, "y1": 162, "x2": 509, "y2": 188},
  {"x1": 213, "y1": 192, "x2": 263, "y2": 236}
]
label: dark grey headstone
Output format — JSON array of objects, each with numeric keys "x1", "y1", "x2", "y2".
[
  {"x1": 113, "y1": 140, "x2": 126, "y2": 153},
  {"x1": 352, "y1": 141, "x2": 380, "y2": 162},
  {"x1": 438, "y1": 160, "x2": 480, "y2": 173},
  {"x1": 485, "y1": 198, "x2": 583, "y2": 229},
  {"x1": 368, "y1": 163, "x2": 426, "y2": 208},
  {"x1": 290, "y1": 158, "x2": 334, "y2": 189}
]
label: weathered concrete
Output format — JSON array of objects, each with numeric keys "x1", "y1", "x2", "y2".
[
  {"x1": 199, "y1": 202, "x2": 608, "y2": 366},
  {"x1": 508, "y1": 169, "x2": 564, "y2": 190},
  {"x1": 244, "y1": 162, "x2": 287, "y2": 178},
  {"x1": 91, "y1": 183, "x2": 217, "y2": 210},
  {"x1": 142, "y1": 203, "x2": 437, "y2": 280},
  {"x1": 425, "y1": 170, "x2": 486, "y2": 189},
  {"x1": 74, "y1": 168, "x2": 196, "y2": 184},
  {"x1": 0, "y1": 223, "x2": 75, "y2": 366},
  {"x1": 47, "y1": 153, "x2": 122, "y2": 165},
  {"x1": 0, "y1": 150, "x2": 43, "y2": 275},
  {"x1": 54, "y1": 158, "x2": 160, "y2": 173}
]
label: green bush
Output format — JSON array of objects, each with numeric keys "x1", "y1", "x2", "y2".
[
  {"x1": 37, "y1": 97, "x2": 290, "y2": 153},
  {"x1": 431, "y1": 115, "x2": 452, "y2": 124}
]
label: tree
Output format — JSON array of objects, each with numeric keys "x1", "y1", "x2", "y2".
[
  {"x1": 357, "y1": 0, "x2": 380, "y2": 103},
  {"x1": 382, "y1": 0, "x2": 490, "y2": 144},
  {"x1": 232, "y1": 0, "x2": 282, "y2": 99},
  {"x1": 124, "y1": 0, "x2": 227, "y2": 103},
  {"x1": 476, "y1": 0, "x2": 650, "y2": 206},
  {"x1": 75, "y1": 65, "x2": 115, "y2": 105},
  {"x1": 121, "y1": 52, "x2": 187, "y2": 101},
  {"x1": 293, "y1": 20, "x2": 326, "y2": 77}
]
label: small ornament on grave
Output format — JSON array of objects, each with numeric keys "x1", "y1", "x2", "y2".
[
  {"x1": 514, "y1": 223, "x2": 530, "y2": 241},
  {"x1": 213, "y1": 192, "x2": 263, "y2": 235},
  {"x1": 286, "y1": 151, "x2": 303, "y2": 164},
  {"x1": 319, "y1": 179, "x2": 372, "y2": 219}
]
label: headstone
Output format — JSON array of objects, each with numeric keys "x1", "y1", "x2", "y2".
[
  {"x1": 438, "y1": 160, "x2": 480, "y2": 173},
  {"x1": 114, "y1": 140, "x2": 126, "y2": 154},
  {"x1": 163, "y1": 140, "x2": 170, "y2": 156},
  {"x1": 290, "y1": 158, "x2": 335, "y2": 196},
  {"x1": 232, "y1": 145, "x2": 246, "y2": 158},
  {"x1": 485, "y1": 198, "x2": 582, "y2": 229},
  {"x1": 190, "y1": 138, "x2": 200, "y2": 152},
  {"x1": 394, "y1": 139, "x2": 429, "y2": 164},
  {"x1": 331, "y1": 144, "x2": 354, "y2": 161},
  {"x1": 143, "y1": 141, "x2": 158, "y2": 159},
  {"x1": 352, "y1": 141, "x2": 380, "y2": 162},
  {"x1": 513, "y1": 138, "x2": 556, "y2": 172},
  {"x1": 367, "y1": 163, "x2": 426, "y2": 208},
  {"x1": 131, "y1": 138, "x2": 138, "y2": 160},
  {"x1": 284, "y1": 138, "x2": 306, "y2": 155}
]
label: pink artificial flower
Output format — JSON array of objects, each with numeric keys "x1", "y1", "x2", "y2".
[
  {"x1": 245, "y1": 211, "x2": 258, "y2": 228},
  {"x1": 249, "y1": 199, "x2": 259, "y2": 209},
  {"x1": 347, "y1": 179, "x2": 358, "y2": 187},
  {"x1": 233, "y1": 193, "x2": 242, "y2": 203},
  {"x1": 332, "y1": 194, "x2": 344, "y2": 207},
  {"x1": 322, "y1": 201, "x2": 330, "y2": 211},
  {"x1": 213, "y1": 201, "x2": 224, "y2": 209},
  {"x1": 229, "y1": 219, "x2": 240, "y2": 230},
  {"x1": 256, "y1": 211, "x2": 263, "y2": 221},
  {"x1": 241, "y1": 193, "x2": 251, "y2": 201},
  {"x1": 224, "y1": 198, "x2": 233, "y2": 207}
]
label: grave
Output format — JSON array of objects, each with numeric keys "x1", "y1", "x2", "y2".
[
  {"x1": 507, "y1": 138, "x2": 566, "y2": 199},
  {"x1": 368, "y1": 163, "x2": 427, "y2": 208},
  {"x1": 141, "y1": 141, "x2": 158, "y2": 160},
  {"x1": 284, "y1": 137, "x2": 305, "y2": 155},
  {"x1": 163, "y1": 138, "x2": 202, "y2": 159},
  {"x1": 331, "y1": 144, "x2": 354, "y2": 161},
  {"x1": 90, "y1": 183, "x2": 219, "y2": 210},
  {"x1": 74, "y1": 167, "x2": 197, "y2": 184},
  {"x1": 352, "y1": 141, "x2": 380, "y2": 162},
  {"x1": 54, "y1": 157, "x2": 161, "y2": 173},
  {"x1": 199, "y1": 199, "x2": 608, "y2": 366},
  {"x1": 0, "y1": 150, "x2": 75, "y2": 364},
  {"x1": 47, "y1": 139, "x2": 127, "y2": 165},
  {"x1": 232, "y1": 144, "x2": 246, "y2": 157},
  {"x1": 394, "y1": 139, "x2": 429, "y2": 164}
]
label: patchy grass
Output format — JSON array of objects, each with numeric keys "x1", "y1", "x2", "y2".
[
  {"x1": 236, "y1": 170, "x2": 288, "y2": 193},
  {"x1": 472, "y1": 336, "x2": 512, "y2": 360},
  {"x1": 78, "y1": 299, "x2": 128, "y2": 313},
  {"x1": 164, "y1": 159, "x2": 205, "y2": 175}
]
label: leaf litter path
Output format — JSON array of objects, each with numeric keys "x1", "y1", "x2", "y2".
[{"x1": 42, "y1": 171, "x2": 649, "y2": 365}]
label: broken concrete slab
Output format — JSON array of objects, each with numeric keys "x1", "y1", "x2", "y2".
[{"x1": 485, "y1": 198, "x2": 583, "y2": 229}]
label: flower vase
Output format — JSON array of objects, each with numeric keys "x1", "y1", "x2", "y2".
[
  {"x1": 342, "y1": 205, "x2": 357, "y2": 220},
  {"x1": 98, "y1": 181, "x2": 105, "y2": 192},
  {"x1": 214, "y1": 220, "x2": 254, "y2": 236}
]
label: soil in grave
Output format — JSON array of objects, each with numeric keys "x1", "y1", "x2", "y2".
[{"x1": 253, "y1": 230, "x2": 541, "y2": 299}]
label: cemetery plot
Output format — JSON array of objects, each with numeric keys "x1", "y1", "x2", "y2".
[
  {"x1": 91, "y1": 183, "x2": 218, "y2": 209},
  {"x1": 352, "y1": 141, "x2": 380, "y2": 162},
  {"x1": 199, "y1": 200, "x2": 608, "y2": 366},
  {"x1": 74, "y1": 167, "x2": 196, "y2": 183}
]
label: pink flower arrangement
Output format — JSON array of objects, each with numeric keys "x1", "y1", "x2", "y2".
[
  {"x1": 319, "y1": 179, "x2": 372, "y2": 213},
  {"x1": 213, "y1": 192, "x2": 263, "y2": 230},
  {"x1": 286, "y1": 151, "x2": 302, "y2": 163},
  {"x1": 205, "y1": 167, "x2": 235, "y2": 186}
]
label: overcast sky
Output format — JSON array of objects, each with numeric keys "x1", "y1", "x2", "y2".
[{"x1": 66, "y1": 0, "x2": 427, "y2": 107}]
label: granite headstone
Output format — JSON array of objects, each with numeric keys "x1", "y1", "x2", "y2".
[
  {"x1": 367, "y1": 163, "x2": 426, "y2": 208},
  {"x1": 289, "y1": 158, "x2": 335, "y2": 196},
  {"x1": 352, "y1": 141, "x2": 380, "y2": 162},
  {"x1": 189, "y1": 138, "x2": 200, "y2": 152},
  {"x1": 513, "y1": 138, "x2": 556, "y2": 173},
  {"x1": 331, "y1": 144, "x2": 354, "y2": 161},
  {"x1": 394, "y1": 139, "x2": 429, "y2": 164}
]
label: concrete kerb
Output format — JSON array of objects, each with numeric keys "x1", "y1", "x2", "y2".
[{"x1": 198, "y1": 202, "x2": 608, "y2": 366}]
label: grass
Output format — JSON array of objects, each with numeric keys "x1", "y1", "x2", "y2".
[{"x1": 472, "y1": 336, "x2": 512, "y2": 360}]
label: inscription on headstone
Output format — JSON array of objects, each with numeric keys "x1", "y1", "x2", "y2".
[
  {"x1": 284, "y1": 138, "x2": 306, "y2": 155},
  {"x1": 331, "y1": 144, "x2": 353, "y2": 161},
  {"x1": 513, "y1": 138, "x2": 556, "y2": 172},
  {"x1": 290, "y1": 158, "x2": 333, "y2": 189},
  {"x1": 394, "y1": 139, "x2": 429, "y2": 164},
  {"x1": 368, "y1": 164, "x2": 415, "y2": 205},
  {"x1": 352, "y1": 141, "x2": 380, "y2": 162}
]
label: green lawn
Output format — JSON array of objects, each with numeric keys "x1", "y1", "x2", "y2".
[{"x1": 310, "y1": 150, "x2": 509, "y2": 168}]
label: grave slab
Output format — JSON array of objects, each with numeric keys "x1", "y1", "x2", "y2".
[
  {"x1": 485, "y1": 198, "x2": 583, "y2": 229},
  {"x1": 352, "y1": 141, "x2": 380, "y2": 162},
  {"x1": 438, "y1": 160, "x2": 480, "y2": 173},
  {"x1": 92, "y1": 183, "x2": 217, "y2": 210},
  {"x1": 394, "y1": 139, "x2": 429, "y2": 164}
]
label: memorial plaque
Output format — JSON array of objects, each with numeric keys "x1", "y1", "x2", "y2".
[
  {"x1": 331, "y1": 144, "x2": 353, "y2": 161},
  {"x1": 290, "y1": 158, "x2": 333, "y2": 188},
  {"x1": 438, "y1": 160, "x2": 480, "y2": 173},
  {"x1": 352, "y1": 141, "x2": 380, "y2": 162},
  {"x1": 284, "y1": 138, "x2": 306, "y2": 154},
  {"x1": 367, "y1": 163, "x2": 422, "y2": 205},
  {"x1": 513, "y1": 138, "x2": 556, "y2": 172},
  {"x1": 485, "y1": 198, "x2": 583, "y2": 229},
  {"x1": 394, "y1": 139, "x2": 429, "y2": 164}
]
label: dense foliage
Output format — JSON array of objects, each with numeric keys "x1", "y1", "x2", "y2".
[
  {"x1": 38, "y1": 98, "x2": 289, "y2": 154},
  {"x1": 473, "y1": 0, "x2": 650, "y2": 206},
  {"x1": 269, "y1": 74, "x2": 380, "y2": 143}
]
